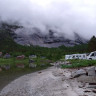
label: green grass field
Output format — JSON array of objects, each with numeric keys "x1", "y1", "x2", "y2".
[{"x1": 62, "y1": 59, "x2": 96, "y2": 68}]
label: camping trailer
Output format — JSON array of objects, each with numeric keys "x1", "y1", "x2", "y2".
[{"x1": 65, "y1": 54, "x2": 87, "y2": 60}]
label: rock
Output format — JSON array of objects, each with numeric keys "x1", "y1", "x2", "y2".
[
  {"x1": 77, "y1": 76, "x2": 96, "y2": 83},
  {"x1": 40, "y1": 64, "x2": 45, "y2": 66},
  {"x1": 3, "y1": 53, "x2": 11, "y2": 59},
  {"x1": 0, "y1": 52, "x2": 2, "y2": 57},
  {"x1": 16, "y1": 64, "x2": 25, "y2": 68},
  {"x1": 64, "y1": 61, "x2": 71, "y2": 65},
  {"x1": 38, "y1": 72, "x2": 42, "y2": 74},
  {"x1": 92, "y1": 89, "x2": 96, "y2": 93},
  {"x1": 87, "y1": 66, "x2": 96, "y2": 76},
  {"x1": 89, "y1": 83, "x2": 96, "y2": 85},
  {"x1": 78, "y1": 83, "x2": 87, "y2": 88},
  {"x1": 88, "y1": 85, "x2": 96, "y2": 88},
  {"x1": 29, "y1": 63, "x2": 37, "y2": 68},
  {"x1": 84, "y1": 90, "x2": 91, "y2": 93},
  {"x1": 0, "y1": 68, "x2": 2, "y2": 72},
  {"x1": 16, "y1": 55, "x2": 25, "y2": 60},
  {"x1": 71, "y1": 69, "x2": 86, "y2": 78},
  {"x1": 29, "y1": 59, "x2": 35, "y2": 63},
  {"x1": 29, "y1": 55, "x2": 37, "y2": 59},
  {"x1": 2, "y1": 65, "x2": 10, "y2": 70}
]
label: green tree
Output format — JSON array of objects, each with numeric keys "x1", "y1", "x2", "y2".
[{"x1": 88, "y1": 36, "x2": 96, "y2": 52}]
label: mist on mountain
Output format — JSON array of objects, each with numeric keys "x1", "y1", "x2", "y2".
[{"x1": 0, "y1": 0, "x2": 96, "y2": 42}]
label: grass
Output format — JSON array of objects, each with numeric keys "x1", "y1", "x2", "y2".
[
  {"x1": 0, "y1": 58, "x2": 28, "y2": 66},
  {"x1": 62, "y1": 59, "x2": 96, "y2": 68},
  {"x1": 0, "y1": 57, "x2": 51, "y2": 68},
  {"x1": 0, "y1": 57, "x2": 51, "y2": 91}
]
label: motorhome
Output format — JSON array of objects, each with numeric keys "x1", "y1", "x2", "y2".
[{"x1": 87, "y1": 51, "x2": 96, "y2": 60}]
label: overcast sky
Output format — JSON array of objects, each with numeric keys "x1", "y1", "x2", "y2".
[{"x1": 0, "y1": 0, "x2": 96, "y2": 39}]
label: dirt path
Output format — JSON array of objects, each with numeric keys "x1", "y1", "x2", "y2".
[{"x1": 0, "y1": 67, "x2": 95, "y2": 96}]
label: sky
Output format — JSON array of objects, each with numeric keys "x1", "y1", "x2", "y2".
[{"x1": 0, "y1": 0, "x2": 96, "y2": 39}]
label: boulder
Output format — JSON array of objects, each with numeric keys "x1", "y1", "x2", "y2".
[
  {"x1": 16, "y1": 64, "x2": 25, "y2": 68},
  {"x1": 29, "y1": 55, "x2": 37, "y2": 59},
  {"x1": 16, "y1": 55, "x2": 25, "y2": 60},
  {"x1": 77, "y1": 76, "x2": 96, "y2": 83},
  {"x1": 3, "y1": 53, "x2": 11, "y2": 59},
  {"x1": 29, "y1": 59, "x2": 35, "y2": 63},
  {"x1": 40, "y1": 64, "x2": 45, "y2": 66},
  {"x1": 2, "y1": 65, "x2": 10, "y2": 70},
  {"x1": 0, "y1": 52, "x2": 2, "y2": 57},
  {"x1": 71, "y1": 69, "x2": 86, "y2": 78},
  {"x1": 29, "y1": 63, "x2": 37, "y2": 68},
  {"x1": 87, "y1": 66, "x2": 96, "y2": 76},
  {"x1": 0, "y1": 68, "x2": 2, "y2": 72}
]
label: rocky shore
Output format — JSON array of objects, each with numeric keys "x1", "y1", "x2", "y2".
[{"x1": 0, "y1": 67, "x2": 96, "y2": 96}]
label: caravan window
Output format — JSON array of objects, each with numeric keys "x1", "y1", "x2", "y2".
[
  {"x1": 72, "y1": 55, "x2": 75, "y2": 58},
  {"x1": 83, "y1": 55, "x2": 85, "y2": 57},
  {"x1": 91, "y1": 53, "x2": 94, "y2": 56},
  {"x1": 79, "y1": 55, "x2": 81, "y2": 57}
]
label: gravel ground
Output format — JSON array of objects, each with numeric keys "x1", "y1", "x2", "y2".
[{"x1": 0, "y1": 67, "x2": 96, "y2": 96}]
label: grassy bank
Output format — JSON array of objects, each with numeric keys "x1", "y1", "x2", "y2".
[
  {"x1": 0, "y1": 57, "x2": 51, "y2": 91},
  {"x1": 62, "y1": 59, "x2": 96, "y2": 68}
]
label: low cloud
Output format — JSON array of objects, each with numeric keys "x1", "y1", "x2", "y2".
[{"x1": 0, "y1": 0, "x2": 96, "y2": 39}]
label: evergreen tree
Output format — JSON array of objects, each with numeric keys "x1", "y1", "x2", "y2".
[{"x1": 88, "y1": 36, "x2": 96, "y2": 52}]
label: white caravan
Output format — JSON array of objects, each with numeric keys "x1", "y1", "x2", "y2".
[
  {"x1": 87, "y1": 51, "x2": 96, "y2": 60},
  {"x1": 65, "y1": 55, "x2": 73, "y2": 60},
  {"x1": 65, "y1": 54, "x2": 87, "y2": 60}
]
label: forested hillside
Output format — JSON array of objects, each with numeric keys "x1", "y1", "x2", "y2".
[{"x1": 0, "y1": 28, "x2": 89, "y2": 61}]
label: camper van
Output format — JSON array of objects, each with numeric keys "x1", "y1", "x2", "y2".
[{"x1": 87, "y1": 51, "x2": 96, "y2": 60}]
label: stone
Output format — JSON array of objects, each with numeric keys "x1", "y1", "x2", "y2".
[
  {"x1": 77, "y1": 76, "x2": 96, "y2": 83},
  {"x1": 29, "y1": 63, "x2": 37, "y2": 68},
  {"x1": 29, "y1": 55, "x2": 37, "y2": 59},
  {"x1": 71, "y1": 69, "x2": 86, "y2": 78},
  {"x1": 16, "y1": 64, "x2": 25, "y2": 68},
  {"x1": 29, "y1": 60, "x2": 35, "y2": 63},
  {"x1": 88, "y1": 85, "x2": 96, "y2": 88},
  {"x1": 87, "y1": 66, "x2": 96, "y2": 76},
  {"x1": 2, "y1": 65, "x2": 10, "y2": 70},
  {"x1": 38, "y1": 72, "x2": 42, "y2": 74},
  {"x1": 40, "y1": 64, "x2": 45, "y2": 66},
  {"x1": 16, "y1": 55, "x2": 25, "y2": 60},
  {"x1": 92, "y1": 89, "x2": 96, "y2": 93},
  {"x1": 0, "y1": 52, "x2": 2, "y2": 57},
  {"x1": 0, "y1": 68, "x2": 2, "y2": 72},
  {"x1": 84, "y1": 90, "x2": 91, "y2": 93},
  {"x1": 3, "y1": 53, "x2": 11, "y2": 59},
  {"x1": 64, "y1": 61, "x2": 71, "y2": 65}
]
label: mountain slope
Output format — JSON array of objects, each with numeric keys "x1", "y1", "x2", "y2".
[
  {"x1": 0, "y1": 22, "x2": 88, "y2": 48},
  {"x1": 14, "y1": 28, "x2": 88, "y2": 48}
]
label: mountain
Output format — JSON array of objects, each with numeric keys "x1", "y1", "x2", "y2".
[
  {"x1": 14, "y1": 28, "x2": 88, "y2": 48},
  {"x1": 0, "y1": 22, "x2": 88, "y2": 48}
]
